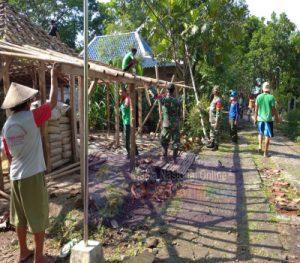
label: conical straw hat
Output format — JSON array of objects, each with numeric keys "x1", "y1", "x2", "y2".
[{"x1": 1, "y1": 82, "x2": 38, "y2": 109}]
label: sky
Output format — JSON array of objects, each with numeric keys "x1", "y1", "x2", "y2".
[{"x1": 246, "y1": 0, "x2": 300, "y2": 30}]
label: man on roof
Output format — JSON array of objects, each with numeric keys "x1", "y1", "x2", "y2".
[
  {"x1": 48, "y1": 19, "x2": 61, "y2": 41},
  {"x1": 122, "y1": 48, "x2": 138, "y2": 72}
]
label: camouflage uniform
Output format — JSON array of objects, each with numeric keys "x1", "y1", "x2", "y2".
[
  {"x1": 159, "y1": 95, "x2": 181, "y2": 151},
  {"x1": 209, "y1": 95, "x2": 222, "y2": 146}
]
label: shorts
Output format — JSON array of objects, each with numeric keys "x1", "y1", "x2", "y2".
[
  {"x1": 10, "y1": 172, "x2": 49, "y2": 233},
  {"x1": 258, "y1": 121, "x2": 274, "y2": 138}
]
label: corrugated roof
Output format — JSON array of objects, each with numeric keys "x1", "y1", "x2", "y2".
[{"x1": 83, "y1": 31, "x2": 174, "y2": 69}]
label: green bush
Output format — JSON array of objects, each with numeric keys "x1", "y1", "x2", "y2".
[{"x1": 278, "y1": 109, "x2": 300, "y2": 142}]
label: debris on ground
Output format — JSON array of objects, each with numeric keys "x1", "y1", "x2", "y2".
[{"x1": 0, "y1": 211, "x2": 14, "y2": 232}]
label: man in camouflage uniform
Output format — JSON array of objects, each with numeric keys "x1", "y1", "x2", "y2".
[
  {"x1": 207, "y1": 85, "x2": 222, "y2": 151},
  {"x1": 155, "y1": 83, "x2": 181, "y2": 163}
]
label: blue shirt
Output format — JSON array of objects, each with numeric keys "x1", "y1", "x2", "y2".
[{"x1": 229, "y1": 101, "x2": 239, "y2": 120}]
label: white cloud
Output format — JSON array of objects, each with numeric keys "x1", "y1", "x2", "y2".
[{"x1": 246, "y1": 0, "x2": 300, "y2": 30}]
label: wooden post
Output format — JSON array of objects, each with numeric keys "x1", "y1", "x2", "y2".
[
  {"x1": 69, "y1": 75, "x2": 78, "y2": 162},
  {"x1": 78, "y1": 76, "x2": 84, "y2": 190},
  {"x1": 38, "y1": 62, "x2": 51, "y2": 173},
  {"x1": 138, "y1": 89, "x2": 143, "y2": 137},
  {"x1": 114, "y1": 83, "x2": 120, "y2": 147},
  {"x1": 106, "y1": 83, "x2": 110, "y2": 138},
  {"x1": 129, "y1": 83, "x2": 136, "y2": 171},
  {"x1": 60, "y1": 85, "x2": 64, "y2": 102}
]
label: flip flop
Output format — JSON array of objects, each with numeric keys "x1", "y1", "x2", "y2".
[
  {"x1": 59, "y1": 239, "x2": 78, "y2": 258},
  {"x1": 44, "y1": 255, "x2": 56, "y2": 263},
  {"x1": 18, "y1": 250, "x2": 34, "y2": 263}
]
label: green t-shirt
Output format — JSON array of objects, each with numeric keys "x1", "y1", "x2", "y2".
[
  {"x1": 120, "y1": 99, "x2": 130, "y2": 125},
  {"x1": 256, "y1": 93, "x2": 275, "y2": 122},
  {"x1": 122, "y1": 52, "x2": 134, "y2": 71}
]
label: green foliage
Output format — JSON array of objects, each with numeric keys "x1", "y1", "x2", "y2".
[
  {"x1": 184, "y1": 97, "x2": 210, "y2": 138},
  {"x1": 88, "y1": 84, "x2": 114, "y2": 131},
  {"x1": 278, "y1": 110, "x2": 300, "y2": 141}
]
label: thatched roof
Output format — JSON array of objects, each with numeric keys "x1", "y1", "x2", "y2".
[{"x1": 0, "y1": 1, "x2": 74, "y2": 56}]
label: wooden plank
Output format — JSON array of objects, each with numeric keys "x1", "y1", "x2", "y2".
[
  {"x1": 129, "y1": 83, "x2": 136, "y2": 171},
  {"x1": 69, "y1": 75, "x2": 78, "y2": 162},
  {"x1": 138, "y1": 89, "x2": 142, "y2": 137},
  {"x1": 114, "y1": 83, "x2": 120, "y2": 147},
  {"x1": 38, "y1": 62, "x2": 51, "y2": 173},
  {"x1": 106, "y1": 83, "x2": 110, "y2": 138}
]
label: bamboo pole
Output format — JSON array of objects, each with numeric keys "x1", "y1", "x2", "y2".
[
  {"x1": 183, "y1": 87, "x2": 186, "y2": 121},
  {"x1": 69, "y1": 75, "x2": 78, "y2": 162},
  {"x1": 138, "y1": 89, "x2": 143, "y2": 137},
  {"x1": 46, "y1": 162, "x2": 80, "y2": 178},
  {"x1": 136, "y1": 100, "x2": 158, "y2": 136},
  {"x1": 78, "y1": 76, "x2": 84, "y2": 192},
  {"x1": 129, "y1": 83, "x2": 136, "y2": 171},
  {"x1": 88, "y1": 79, "x2": 99, "y2": 98},
  {"x1": 3, "y1": 57, "x2": 12, "y2": 117},
  {"x1": 0, "y1": 189, "x2": 9, "y2": 200},
  {"x1": 155, "y1": 65, "x2": 162, "y2": 137},
  {"x1": 0, "y1": 152, "x2": 3, "y2": 191},
  {"x1": 106, "y1": 83, "x2": 111, "y2": 138},
  {"x1": 114, "y1": 83, "x2": 120, "y2": 147},
  {"x1": 38, "y1": 62, "x2": 51, "y2": 173}
]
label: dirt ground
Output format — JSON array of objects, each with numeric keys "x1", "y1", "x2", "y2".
[{"x1": 0, "y1": 119, "x2": 300, "y2": 263}]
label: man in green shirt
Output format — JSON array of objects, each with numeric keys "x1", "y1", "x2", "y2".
[
  {"x1": 122, "y1": 48, "x2": 137, "y2": 72},
  {"x1": 254, "y1": 82, "x2": 279, "y2": 157},
  {"x1": 120, "y1": 87, "x2": 138, "y2": 158}
]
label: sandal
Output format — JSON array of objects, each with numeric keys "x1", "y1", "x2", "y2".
[
  {"x1": 18, "y1": 250, "x2": 34, "y2": 263},
  {"x1": 43, "y1": 255, "x2": 56, "y2": 263}
]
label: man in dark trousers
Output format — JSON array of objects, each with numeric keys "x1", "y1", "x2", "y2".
[
  {"x1": 207, "y1": 85, "x2": 222, "y2": 151},
  {"x1": 122, "y1": 48, "x2": 138, "y2": 72},
  {"x1": 120, "y1": 86, "x2": 138, "y2": 158},
  {"x1": 48, "y1": 20, "x2": 60, "y2": 40},
  {"x1": 150, "y1": 83, "x2": 181, "y2": 163}
]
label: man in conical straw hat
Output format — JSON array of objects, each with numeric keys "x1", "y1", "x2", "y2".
[{"x1": 1, "y1": 64, "x2": 60, "y2": 263}]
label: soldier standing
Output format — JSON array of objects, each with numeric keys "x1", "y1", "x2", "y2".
[
  {"x1": 150, "y1": 83, "x2": 181, "y2": 163},
  {"x1": 207, "y1": 85, "x2": 222, "y2": 151}
]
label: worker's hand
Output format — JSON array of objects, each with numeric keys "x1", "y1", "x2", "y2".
[
  {"x1": 214, "y1": 123, "x2": 218, "y2": 129},
  {"x1": 253, "y1": 118, "x2": 257, "y2": 126},
  {"x1": 234, "y1": 120, "x2": 237, "y2": 126}
]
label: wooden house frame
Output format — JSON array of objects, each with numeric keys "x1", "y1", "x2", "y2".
[{"x1": 0, "y1": 2, "x2": 192, "y2": 191}]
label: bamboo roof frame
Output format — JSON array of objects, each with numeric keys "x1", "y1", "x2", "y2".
[{"x1": 0, "y1": 41, "x2": 193, "y2": 90}]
